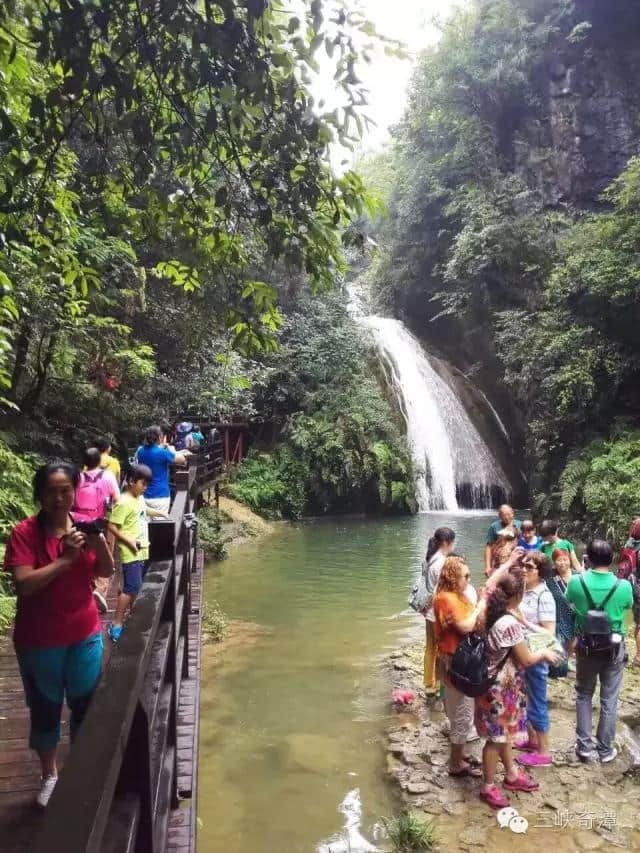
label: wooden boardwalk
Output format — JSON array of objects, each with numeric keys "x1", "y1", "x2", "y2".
[
  {"x1": 0, "y1": 550, "x2": 204, "y2": 852},
  {"x1": 168, "y1": 554, "x2": 203, "y2": 853}
]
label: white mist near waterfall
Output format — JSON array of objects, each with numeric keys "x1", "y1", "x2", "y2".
[{"x1": 359, "y1": 316, "x2": 510, "y2": 512}]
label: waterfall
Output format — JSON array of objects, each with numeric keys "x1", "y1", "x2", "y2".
[{"x1": 359, "y1": 315, "x2": 511, "y2": 512}]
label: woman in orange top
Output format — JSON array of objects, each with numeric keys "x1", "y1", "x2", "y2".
[{"x1": 434, "y1": 556, "x2": 487, "y2": 776}]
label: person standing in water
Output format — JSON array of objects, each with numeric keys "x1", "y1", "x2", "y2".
[
  {"x1": 484, "y1": 504, "x2": 521, "y2": 576},
  {"x1": 422, "y1": 527, "x2": 456, "y2": 696}
]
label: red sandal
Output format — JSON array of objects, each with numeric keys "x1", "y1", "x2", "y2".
[
  {"x1": 479, "y1": 785, "x2": 510, "y2": 809},
  {"x1": 504, "y1": 770, "x2": 539, "y2": 792}
]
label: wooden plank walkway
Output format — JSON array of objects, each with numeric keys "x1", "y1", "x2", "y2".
[
  {"x1": 0, "y1": 548, "x2": 204, "y2": 853},
  {"x1": 168, "y1": 549, "x2": 203, "y2": 853}
]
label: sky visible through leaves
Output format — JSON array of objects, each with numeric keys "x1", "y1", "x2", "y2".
[{"x1": 317, "y1": 0, "x2": 462, "y2": 167}]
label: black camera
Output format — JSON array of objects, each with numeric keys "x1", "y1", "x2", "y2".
[{"x1": 73, "y1": 518, "x2": 107, "y2": 535}]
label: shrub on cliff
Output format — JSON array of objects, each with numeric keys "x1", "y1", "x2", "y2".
[
  {"x1": 559, "y1": 430, "x2": 640, "y2": 545},
  {"x1": 0, "y1": 435, "x2": 40, "y2": 633}
]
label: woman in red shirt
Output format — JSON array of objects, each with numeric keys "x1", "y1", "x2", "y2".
[{"x1": 4, "y1": 461, "x2": 114, "y2": 808}]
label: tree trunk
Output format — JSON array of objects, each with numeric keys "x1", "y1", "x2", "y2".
[
  {"x1": 9, "y1": 322, "x2": 31, "y2": 401},
  {"x1": 20, "y1": 332, "x2": 58, "y2": 414}
]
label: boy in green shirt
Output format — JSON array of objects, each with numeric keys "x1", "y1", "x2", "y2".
[
  {"x1": 567, "y1": 539, "x2": 633, "y2": 763},
  {"x1": 107, "y1": 464, "x2": 167, "y2": 642},
  {"x1": 539, "y1": 519, "x2": 582, "y2": 573}
]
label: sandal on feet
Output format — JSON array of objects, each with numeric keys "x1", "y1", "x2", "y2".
[
  {"x1": 514, "y1": 738, "x2": 537, "y2": 752},
  {"x1": 504, "y1": 770, "x2": 539, "y2": 792},
  {"x1": 517, "y1": 752, "x2": 552, "y2": 767},
  {"x1": 462, "y1": 754, "x2": 482, "y2": 767},
  {"x1": 449, "y1": 764, "x2": 482, "y2": 778},
  {"x1": 480, "y1": 785, "x2": 510, "y2": 809}
]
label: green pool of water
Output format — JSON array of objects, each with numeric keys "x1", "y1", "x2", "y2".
[{"x1": 197, "y1": 512, "x2": 493, "y2": 853}]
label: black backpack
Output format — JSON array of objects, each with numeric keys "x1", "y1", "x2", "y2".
[
  {"x1": 578, "y1": 576, "x2": 620, "y2": 655},
  {"x1": 449, "y1": 633, "x2": 510, "y2": 698}
]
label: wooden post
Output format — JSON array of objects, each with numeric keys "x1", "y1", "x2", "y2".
[{"x1": 223, "y1": 427, "x2": 230, "y2": 466}]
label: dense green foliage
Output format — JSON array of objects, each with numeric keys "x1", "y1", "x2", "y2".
[
  {"x1": 0, "y1": 0, "x2": 416, "y2": 538},
  {"x1": 367, "y1": 0, "x2": 640, "y2": 540},
  {"x1": 0, "y1": 0, "x2": 390, "y2": 457},
  {"x1": 0, "y1": 434, "x2": 39, "y2": 538},
  {"x1": 197, "y1": 505, "x2": 229, "y2": 560},
  {"x1": 0, "y1": 436, "x2": 38, "y2": 631},
  {"x1": 229, "y1": 293, "x2": 415, "y2": 517},
  {"x1": 559, "y1": 431, "x2": 640, "y2": 543}
]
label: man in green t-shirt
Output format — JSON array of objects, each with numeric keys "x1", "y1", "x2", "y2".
[
  {"x1": 539, "y1": 519, "x2": 582, "y2": 573},
  {"x1": 567, "y1": 539, "x2": 633, "y2": 764},
  {"x1": 484, "y1": 504, "x2": 521, "y2": 576}
]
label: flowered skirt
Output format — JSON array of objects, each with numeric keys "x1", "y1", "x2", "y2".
[{"x1": 475, "y1": 661, "x2": 527, "y2": 744}]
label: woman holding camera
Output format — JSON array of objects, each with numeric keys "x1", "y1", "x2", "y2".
[{"x1": 3, "y1": 461, "x2": 114, "y2": 808}]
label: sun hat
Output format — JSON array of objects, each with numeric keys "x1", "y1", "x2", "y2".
[{"x1": 176, "y1": 421, "x2": 193, "y2": 434}]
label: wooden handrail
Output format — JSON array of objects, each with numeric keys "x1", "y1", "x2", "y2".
[{"x1": 32, "y1": 455, "x2": 214, "y2": 853}]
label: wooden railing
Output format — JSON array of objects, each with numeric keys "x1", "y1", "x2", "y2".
[{"x1": 33, "y1": 456, "x2": 208, "y2": 853}]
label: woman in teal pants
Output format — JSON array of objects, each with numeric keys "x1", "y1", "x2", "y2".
[{"x1": 4, "y1": 461, "x2": 114, "y2": 808}]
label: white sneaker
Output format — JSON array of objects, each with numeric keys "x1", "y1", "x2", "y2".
[
  {"x1": 93, "y1": 589, "x2": 108, "y2": 613},
  {"x1": 36, "y1": 774, "x2": 58, "y2": 808},
  {"x1": 576, "y1": 749, "x2": 598, "y2": 763},
  {"x1": 600, "y1": 746, "x2": 618, "y2": 764}
]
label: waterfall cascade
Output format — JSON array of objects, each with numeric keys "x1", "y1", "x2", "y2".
[{"x1": 360, "y1": 315, "x2": 511, "y2": 512}]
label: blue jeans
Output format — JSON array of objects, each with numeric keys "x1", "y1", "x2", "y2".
[
  {"x1": 16, "y1": 633, "x2": 103, "y2": 752},
  {"x1": 524, "y1": 661, "x2": 549, "y2": 734}
]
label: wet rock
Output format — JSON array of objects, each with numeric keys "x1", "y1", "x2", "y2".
[
  {"x1": 458, "y1": 825, "x2": 487, "y2": 847},
  {"x1": 405, "y1": 780, "x2": 432, "y2": 795},
  {"x1": 595, "y1": 827, "x2": 628, "y2": 848},
  {"x1": 393, "y1": 661, "x2": 409, "y2": 671},
  {"x1": 383, "y1": 639, "x2": 640, "y2": 852},
  {"x1": 401, "y1": 750, "x2": 424, "y2": 766},
  {"x1": 442, "y1": 801, "x2": 465, "y2": 816},
  {"x1": 574, "y1": 830, "x2": 604, "y2": 850}
]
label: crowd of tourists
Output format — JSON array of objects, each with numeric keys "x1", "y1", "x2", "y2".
[
  {"x1": 417, "y1": 503, "x2": 639, "y2": 811},
  {"x1": 2, "y1": 421, "x2": 212, "y2": 809}
]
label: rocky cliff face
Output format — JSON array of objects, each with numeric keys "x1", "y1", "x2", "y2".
[{"x1": 517, "y1": 0, "x2": 640, "y2": 207}]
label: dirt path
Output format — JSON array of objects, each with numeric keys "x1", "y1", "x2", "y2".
[{"x1": 385, "y1": 641, "x2": 640, "y2": 851}]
